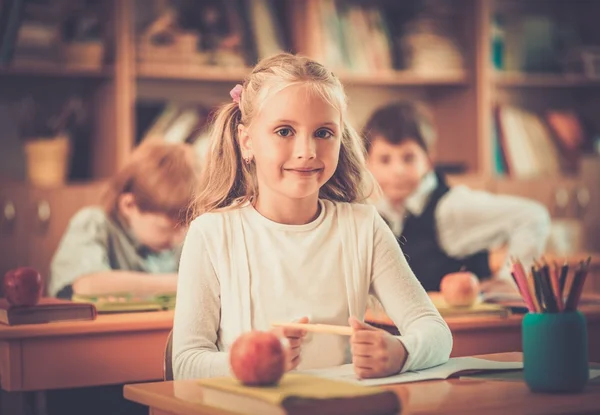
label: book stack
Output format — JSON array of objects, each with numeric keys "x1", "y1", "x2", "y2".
[{"x1": 0, "y1": 297, "x2": 96, "y2": 326}]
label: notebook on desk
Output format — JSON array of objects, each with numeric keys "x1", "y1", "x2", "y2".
[{"x1": 299, "y1": 357, "x2": 523, "y2": 387}]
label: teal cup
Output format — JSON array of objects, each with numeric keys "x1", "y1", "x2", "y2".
[{"x1": 522, "y1": 311, "x2": 589, "y2": 393}]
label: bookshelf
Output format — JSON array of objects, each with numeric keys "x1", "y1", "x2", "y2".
[
  {"x1": 137, "y1": 63, "x2": 250, "y2": 83},
  {"x1": 336, "y1": 71, "x2": 470, "y2": 87},
  {"x1": 137, "y1": 63, "x2": 471, "y2": 87},
  {"x1": 494, "y1": 73, "x2": 600, "y2": 88},
  {"x1": 1, "y1": 0, "x2": 599, "y2": 282},
  {"x1": 1, "y1": 1, "x2": 597, "y2": 182},
  {"x1": 0, "y1": 64, "x2": 113, "y2": 78}
]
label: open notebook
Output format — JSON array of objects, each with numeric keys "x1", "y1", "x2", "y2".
[{"x1": 299, "y1": 357, "x2": 523, "y2": 386}]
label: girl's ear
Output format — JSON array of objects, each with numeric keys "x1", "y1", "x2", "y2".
[
  {"x1": 118, "y1": 193, "x2": 138, "y2": 219},
  {"x1": 238, "y1": 124, "x2": 253, "y2": 160}
]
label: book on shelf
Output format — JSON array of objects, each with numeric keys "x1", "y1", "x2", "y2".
[
  {"x1": 0, "y1": 297, "x2": 97, "y2": 326},
  {"x1": 302, "y1": 0, "x2": 465, "y2": 76},
  {"x1": 134, "y1": 0, "x2": 287, "y2": 68},
  {"x1": 137, "y1": 101, "x2": 213, "y2": 162},
  {"x1": 493, "y1": 104, "x2": 587, "y2": 178},
  {"x1": 0, "y1": 0, "x2": 106, "y2": 68}
]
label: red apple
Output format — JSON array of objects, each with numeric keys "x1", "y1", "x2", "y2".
[
  {"x1": 3, "y1": 267, "x2": 43, "y2": 306},
  {"x1": 440, "y1": 272, "x2": 480, "y2": 307},
  {"x1": 229, "y1": 331, "x2": 286, "y2": 386}
]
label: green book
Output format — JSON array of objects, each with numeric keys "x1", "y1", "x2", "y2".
[{"x1": 72, "y1": 293, "x2": 176, "y2": 314}]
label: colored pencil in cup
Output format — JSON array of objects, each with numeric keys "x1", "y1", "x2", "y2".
[
  {"x1": 550, "y1": 261, "x2": 564, "y2": 311},
  {"x1": 564, "y1": 258, "x2": 590, "y2": 312},
  {"x1": 539, "y1": 264, "x2": 559, "y2": 313},
  {"x1": 531, "y1": 266, "x2": 546, "y2": 312},
  {"x1": 558, "y1": 261, "x2": 569, "y2": 298},
  {"x1": 510, "y1": 260, "x2": 536, "y2": 312},
  {"x1": 512, "y1": 260, "x2": 535, "y2": 307}
]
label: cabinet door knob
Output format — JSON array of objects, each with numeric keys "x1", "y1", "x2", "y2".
[
  {"x1": 0, "y1": 200, "x2": 16, "y2": 233},
  {"x1": 575, "y1": 186, "x2": 590, "y2": 218},
  {"x1": 36, "y1": 200, "x2": 51, "y2": 234},
  {"x1": 553, "y1": 187, "x2": 570, "y2": 217}
]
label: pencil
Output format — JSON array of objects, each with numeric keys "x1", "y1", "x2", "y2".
[
  {"x1": 564, "y1": 260, "x2": 590, "y2": 312},
  {"x1": 270, "y1": 322, "x2": 353, "y2": 336},
  {"x1": 510, "y1": 261, "x2": 536, "y2": 312},
  {"x1": 532, "y1": 266, "x2": 546, "y2": 312},
  {"x1": 550, "y1": 262, "x2": 564, "y2": 311},
  {"x1": 526, "y1": 267, "x2": 542, "y2": 313},
  {"x1": 540, "y1": 264, "x2": 559, "y2": 313},
  {"x1": 558, "y1": 261, "x2": 569, "y2": 298}
]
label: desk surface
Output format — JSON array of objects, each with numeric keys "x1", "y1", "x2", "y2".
[
  {"x1": 123, "y1": 353, "x2": 600, "y2": 415},
  {"x1": 0, "y1": 310, "x2": 174, "y2": 339}
]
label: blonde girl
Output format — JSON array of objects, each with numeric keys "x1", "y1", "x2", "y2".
[{"x1": 172, "y1": 53, "x2": 452, "y2": 380}]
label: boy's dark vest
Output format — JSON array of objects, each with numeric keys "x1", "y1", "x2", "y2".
[{"x1": 384, "y1": 172, "x2": 491, "y2": 292}]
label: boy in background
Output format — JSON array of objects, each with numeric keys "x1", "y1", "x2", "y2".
[
  {"x1": 46, "y1": 141, "x2": 200, "y2": 415},
  {"x1": 363, "y1": 101, "x2": 550, "y2": 293},
  {"x1": 49, "y1": 141, "x2": 200, "y2": 299}
]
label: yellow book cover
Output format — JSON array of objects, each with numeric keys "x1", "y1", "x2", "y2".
[{"x1": 196, "y1": 373, "x2": 400, "y2": 415}]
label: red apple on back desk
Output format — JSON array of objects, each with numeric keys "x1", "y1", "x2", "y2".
[
  {"x1": 440, "y1": 272, "x2": 480, "y2": 307},
  {"x1": 3, "y1": 267, "x2": 43, "y2": 306},
  {"x1": 230, "y1": 331, "x2": 286, "y2": 386}
]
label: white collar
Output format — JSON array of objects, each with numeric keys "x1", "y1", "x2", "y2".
[
  {"x1": 405, "y1": 170, "x2": 438, "y2": 217},
  {"x1": 374, "y1": 171, "x2": 438, "y2": 236}
]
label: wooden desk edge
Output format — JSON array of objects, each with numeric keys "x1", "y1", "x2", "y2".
[
  {"x1": 0, "y1": 310, "x2": 174, "y2": 340},
  {"x1": 366, "y1": 307, "x2": 600, "y2": 332}
]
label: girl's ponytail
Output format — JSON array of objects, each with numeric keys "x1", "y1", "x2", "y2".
[{"x1": 190, "y1": 102, "x2": 256, "y2": 218}]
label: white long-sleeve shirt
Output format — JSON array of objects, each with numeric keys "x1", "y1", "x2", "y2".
[
  {"x1": 376, "y1": 171, "x2": 551, "y2": 291},
  {"x1": 172, "y1": 200, "x2": 452, "y2": 380}
]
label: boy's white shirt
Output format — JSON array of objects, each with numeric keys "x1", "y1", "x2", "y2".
[
  {"x1": 375, "y1": 171, "x2": 551, "y2": 292},
  {"x1": 172, "y1": 200, "x2": 452, "y2": 380}
]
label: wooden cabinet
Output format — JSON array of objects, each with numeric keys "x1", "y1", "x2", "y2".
[
  {"x1": 0, "y1": 179, "x2": 107, "y2": 295},
  {"x1": 0, "y1": 180, "x2": 29, "y2": 282}
]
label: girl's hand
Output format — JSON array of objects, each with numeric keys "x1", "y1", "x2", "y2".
[
  {"x1": 271, "y1": 316, "x2": 309, "y2": 371},
  {"x1": 349, "y1": 316, "x2": 408, "y2": 379}
]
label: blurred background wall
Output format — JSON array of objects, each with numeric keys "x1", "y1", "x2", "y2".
[{"x1": 1, "y1": 0, "x2": 599, "y2": 292}]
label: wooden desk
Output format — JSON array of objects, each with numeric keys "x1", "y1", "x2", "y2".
[
  {"x1": 0, "y1": 310, "x2": 173, "y2": 391},
  {"x1": 123, "y1": 353, "x2": 600, "y2": 415},
  {"x1": 366, "y1": 307, "x2": 600, "y2": 362},
  {"x1": 0, "y1": 311, "x2": 173, "y2": 414}
]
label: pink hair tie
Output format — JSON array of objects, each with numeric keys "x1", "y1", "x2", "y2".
[{"x1": 230, "y1": 84, "x2": 243, "y2": 104}]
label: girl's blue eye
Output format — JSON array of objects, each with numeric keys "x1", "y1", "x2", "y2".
[
  {"x1": 315, "y1": 129, "x2": 333, "y2": 139},
  {"x1": 276, "y1": 128, "x2": 293, "y2": 137}
]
